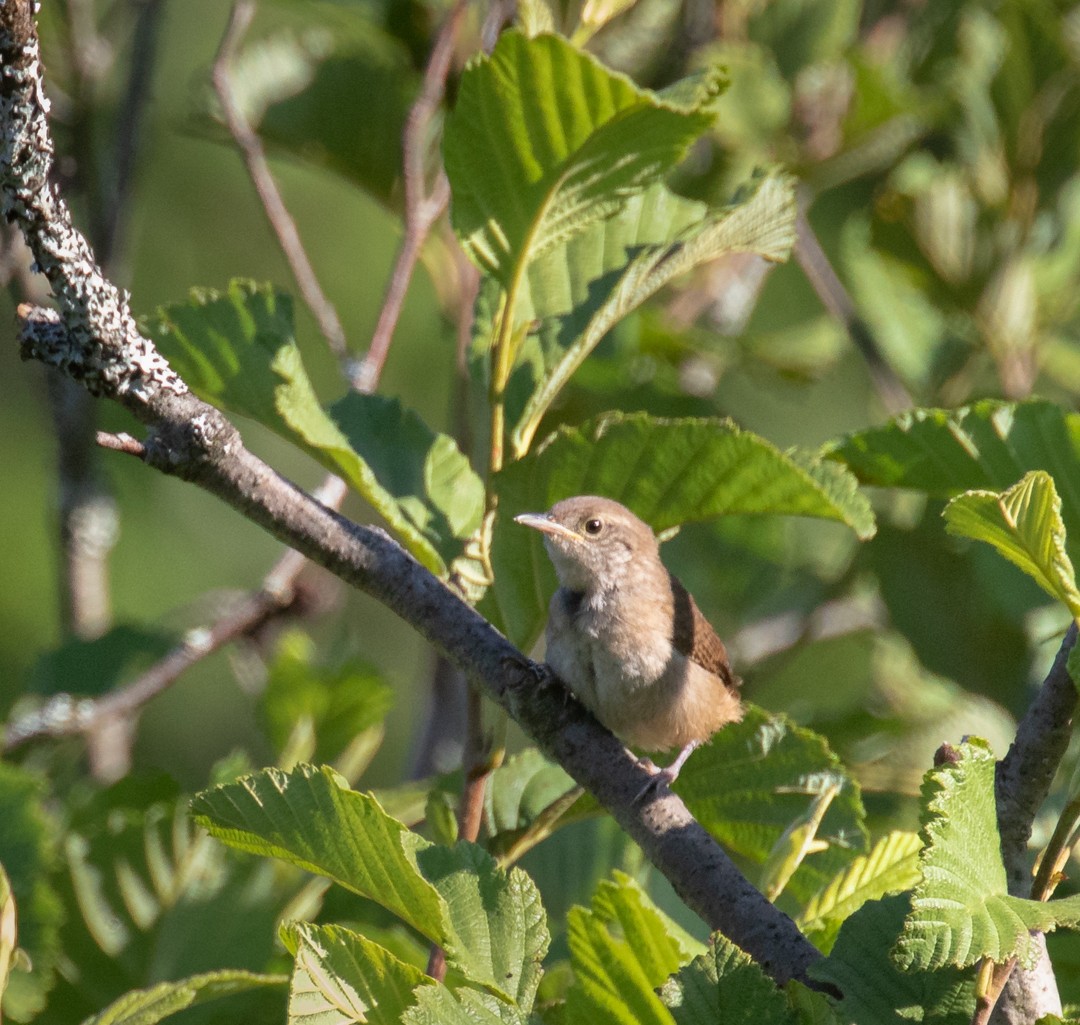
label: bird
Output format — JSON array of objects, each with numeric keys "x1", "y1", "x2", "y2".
[{"x1": 514, "y1": 495, "x2": 742, "y2": 792}]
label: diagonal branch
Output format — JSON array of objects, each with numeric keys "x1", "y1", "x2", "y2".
[{"x1": 1, "y1": 0, "x2": 821, "y2": 986}]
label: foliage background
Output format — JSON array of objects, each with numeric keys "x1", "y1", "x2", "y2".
[{"x1": 3, "y1": 0, "x2": 1080, "y2": 1021}]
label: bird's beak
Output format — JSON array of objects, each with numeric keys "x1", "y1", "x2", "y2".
[{"x1": 514, "y1": 512, "x2": 580, "y2": 543}]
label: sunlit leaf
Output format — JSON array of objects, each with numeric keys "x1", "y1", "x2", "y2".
[
  {"x1": 508, "y1": 173, "x2": 796, "y2": 454},
  {"x1": 829, "y1": 400, "x2": 1080, "y2": 548},
  {"x1": 565, "y1": 873, "x2": 702, "y2": 1025},
  {"x1": 798, "y1": 831, "x2": 923, "y2": 953},
  {"x1": 191, "y1": 765, "x2": 548, "y2": 1003},
  {"x1": 444, "y1": 30, "x2": 723, "y2": 283},
  {"x1": 659, "y1": 933, "x2": 797, "y2": 1025},
  {"x1": 896, "y1": 739, "x2": 1080, "y2": 971},
  {"x1": 282, "y1": 922, "x2": 430, "y2": 1025},
  {"x1": 0, "y1": 765, "x2": 60, "y2": 1022},
  {"x1": 944, "y1": 471, "x2": 1080, "y2": 619},
  {"x1": 0, "y1": 865, "x2": 14, "y2": 1011},
  {"x1": 402, "y1": 986, "x2": 529, "y2": 1025}
]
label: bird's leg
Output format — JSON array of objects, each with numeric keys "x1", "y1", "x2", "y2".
[{"x1": 634, "y1": 740, "x2": 701, "y2": 802}]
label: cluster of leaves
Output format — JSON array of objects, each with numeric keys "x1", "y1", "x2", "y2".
[{"x1": 4, "y1": 0, "x2": 1080, "y2": 1023}]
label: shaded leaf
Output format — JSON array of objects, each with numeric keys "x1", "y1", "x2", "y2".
[
  {"x1": 282, "y1": 922, "x2": 430, "y2": 1025},
  {"x1": 810, "y1": 894, "x2": 975, "y2": 1025},
  {"x1": 28, "y1": 624, "x2": 174, "y2": 697},
  {"x1": 944, "y1": 471, "x2": 1080, "y2": 618},
  {"x1": 329, "y1": 392, "x2": 484, "y2": 551},
  {"x1": 220, "y1": 21, "x2": 416, "y2": 205},
  {"x1": 78, "y1": 970, "x2": 285, "y2": 1025},
  {"x1": 828, "y1": 400, "x2": 1080, "y2": 548},
  {"x1": 660, "y1": 933, "x2": 797, "y2": 1025},
  {"x1": 490, "y1": 413, "x2": 874, "y2": 646},
  {"x1": 261, "y1": 630, "x2": 393, "y2": 767},
  {"x1": 676, "y1": 706, "x2": 868, "y2": 904},
  {"x1": 798, "y1": 831, "x2": 923, "y2": 953},
  {"x1": 896, "y1": 739, "x2": 1080, "y2": 971}
]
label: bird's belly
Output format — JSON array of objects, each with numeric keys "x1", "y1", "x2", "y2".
[{"x1": 547, "y1": 621, "x2": 741, "y2": 754}]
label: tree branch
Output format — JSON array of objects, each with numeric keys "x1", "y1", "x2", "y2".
[
  {"x1": 1, "y1": 1, "x2": 821, "y2": 986},
  {"x1": 985, "y1": 623, "x2": 1077, "y2": 1025}
]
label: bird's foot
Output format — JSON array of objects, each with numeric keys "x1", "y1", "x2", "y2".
[
  {"x1": 503, "y1": 654, "x2": 551, "y2": 687},
  {"x1": 632, "y1": 741, "x2": 701, "y2": 804}
]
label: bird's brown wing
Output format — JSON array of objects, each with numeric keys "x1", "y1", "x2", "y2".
[{"x1": 668, "y1": 571, "x2": 741, "y2": 693}]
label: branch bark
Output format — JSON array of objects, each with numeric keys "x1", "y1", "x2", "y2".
[
  {"x1": 987, "y1": 623, "x2": 1077, "y2": 1025},
  {"x1": 1, "y1": 0, "x2": 821, "y2": 987}
]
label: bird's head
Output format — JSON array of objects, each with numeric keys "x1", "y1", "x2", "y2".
[{"x1": 514, "y1": 496, "x2": 659, "y2": 593}]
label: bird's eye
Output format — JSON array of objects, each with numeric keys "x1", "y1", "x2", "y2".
[{"x1": 584, "y1": 518, "x2": 603, "y2": 535}]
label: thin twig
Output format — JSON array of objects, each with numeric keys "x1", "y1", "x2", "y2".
[
  {"x1": 96, "y1": 430, "x2": 147, "y2": 457},
  {"x1": 794, "y1": 195, "x2": 912, "y2": 415},
  {"x1": 212, "y1": 1, "x2": 353, "y2": 377},
  {"x1": 2, "y1": 1, "x2": 823, "y2": 985},
  {"x1": 356, "y1": 0, "x2": 466, "y2": 393},
  {"x1": 2, "y1": 476, "x2": 347, "y2": 760}
]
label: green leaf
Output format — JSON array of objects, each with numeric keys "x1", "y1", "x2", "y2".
[
  {"x1": 416, "y1": 843, "x2": 549, "y2": 1007},
  {"x1": 282, "y1": 922, "x2": 430, "y2": 1025},
  {"x1": 219, "y1": 20, "x2": 416, "y2": 205},
  {"x1": 944, "y1": 471, "x2": 1080, "y2": 619},
  {"x1": 483, "y1": 749, "x2": 579, "y2": 839},
  {"x1": 896, "y1": 739, "x2": 1080, "y2": 971},
  {"x1": 810, "y1": 894, "x2": 975, "y2": 1025},
  {"x1": 507, "y1": 172, "x2": 797, "y2": 455},
  {"x1": 828, "y1": 399, "x2": 1080, "y2": 547},
  {"x1": 490, "y1": 412, "x2": 875, "y2": 646},
  {"x1": 659, "y1": 934, "x2": 797, "y2": 1025},
  {"x1": 402, "y1": 986, "x2": 529, "y2": 1025},
  {"x1": 191, "y1": 765, "x2": 549, "y2": 1003},
  {"x1": 261, "y1": 630, "x2": 393, "y2": 767},
  {"x1": 676, "y1": 706, "x2": 868, "y2": 904},
  {"x1": 565, "y1": 872, "x2": 703, "y2": 1025},
  {"x1": 191, "y1": 766, "x2": 456, "y2": 954},
  {"x1": 444, "y1": 30, "x2": 723, "y2": 283},
  {"x1": 147, "y1": 281, "x2": 482, "y2": 574},
  {"x1": 78, "y1": 970, "x2": 286, "y2": 1025},
  {"x1": 328, "y1": 392, "x2": 484, "y2": 552},
  {"x1": 798, "y1": 831, "x2": 923, "y2": 953},
  {"x1": 0, "y1": 765, "x2": 60, "y2": 1023}
]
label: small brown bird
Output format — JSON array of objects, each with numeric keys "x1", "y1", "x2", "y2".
[{"x1": 515, "y1": 496, "x2": 742, "y2": 790}]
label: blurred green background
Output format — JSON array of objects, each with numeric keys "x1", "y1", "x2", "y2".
[{"x1": 3, "y1": 0, "x2": 1080, "y2": 1017}]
